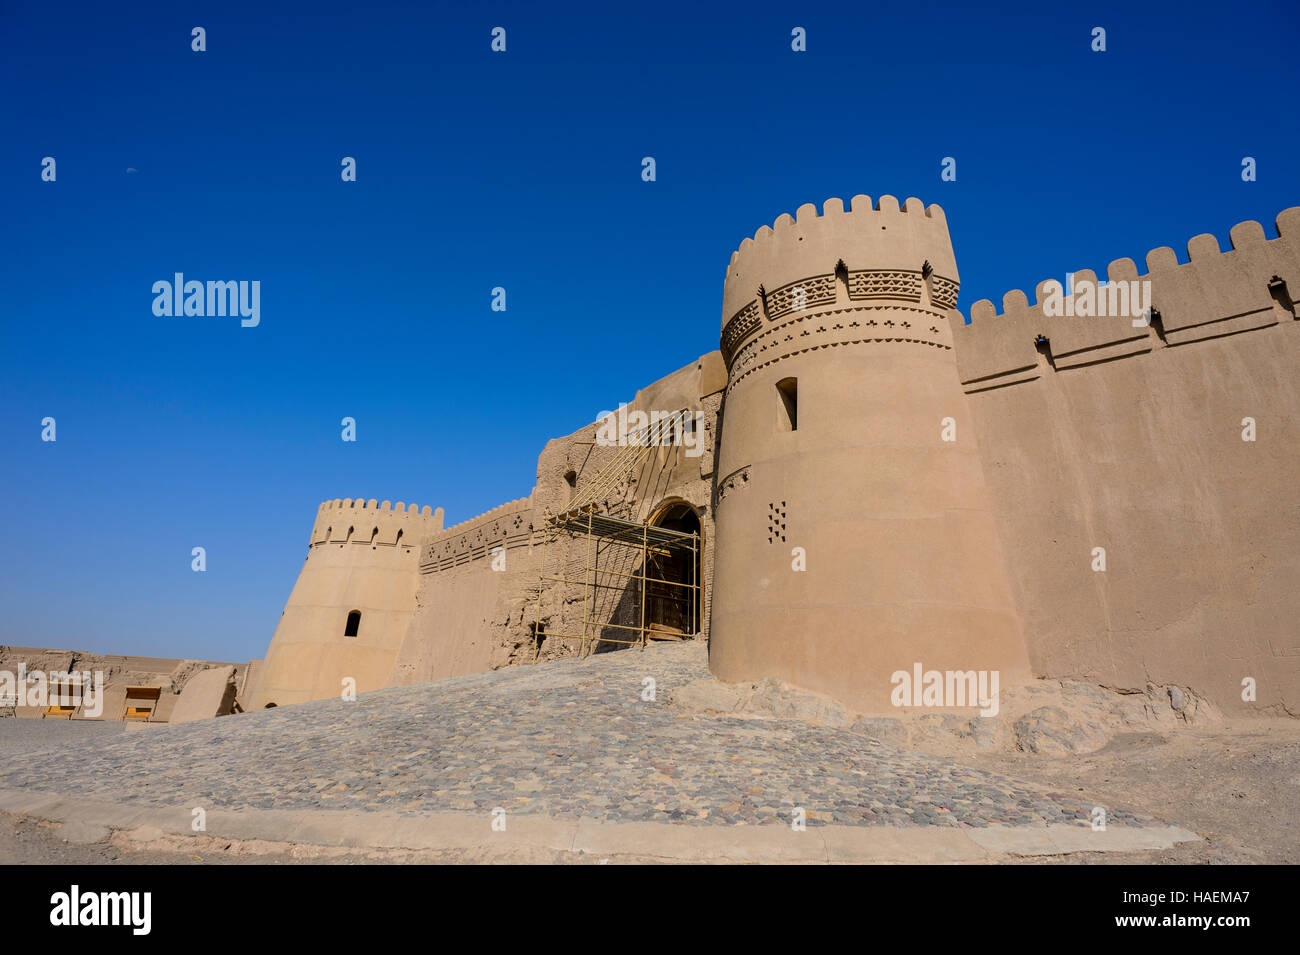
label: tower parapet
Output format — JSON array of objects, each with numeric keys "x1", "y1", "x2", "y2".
[
  {"x1": 309, "y1": 498, "x2": 444, "y2": 549},
  {"x1": 721, "y1": 196, "x2": 961, "y2": 373}
]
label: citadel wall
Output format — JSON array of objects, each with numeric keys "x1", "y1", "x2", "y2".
[
  {"x1": 388, "y1": 495, "x2": 537, "y2": 683},
  {"x1": 250, "y1": 199, "x2": 1298, "y2": 721},
  {"x1": 708, "y1": 196, "x2": 1032, "y2": 714},
  {"x1": 953, "y1": 208, "x2": 1300, "y2": 716}
]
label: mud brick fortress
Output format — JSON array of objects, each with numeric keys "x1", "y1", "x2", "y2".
[{"x1": 252, "y1": 196, "x2": 1300, "y2": 719}]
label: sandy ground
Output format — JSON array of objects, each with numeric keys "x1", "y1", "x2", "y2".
[
  {"x1": 964, "y1": 723, "x2": 1300, "y2": 864},
  {"x1": 0, "y1": 812, "x2": 644, "y2": 864}
]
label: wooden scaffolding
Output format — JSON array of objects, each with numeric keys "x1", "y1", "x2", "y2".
[{"x1": 531, "y1": 409, "x2": 701, "y2": 659}]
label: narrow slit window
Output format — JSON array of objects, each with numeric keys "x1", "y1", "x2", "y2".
[
  {"x1": 344, "y1": 610, "x2": 361, "y2": 637},
  {"x1": 776, "y1": 377, "x2": 798, "y2": 431}
]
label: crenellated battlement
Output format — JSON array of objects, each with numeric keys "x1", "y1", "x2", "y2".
[
  {"x1": 721, "y1": 196, "x2": 961, "y2": 371},
  {"x1": 432, "y1": 495, "x2": 534, "y2": 539},
  {"x1": 725, "y1": 195, "x2": 952, "y2": 268},
  {"x1": 420, "y1": 495, "x2": 535, "y2": 573},
  {"x1": 308, "y1": 498, "x2": 445, "y2": 548},
  {"x1": 955, "y1": 207, "x2": 1300, "y2": 390}
]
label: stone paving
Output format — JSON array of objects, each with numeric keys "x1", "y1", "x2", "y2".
[
  {"x1": 0, "y1": 642, "x2": 1160, "y2": 830},
  {"x1": 0, "y1": 717, "x2": 126, "y2": 760}
]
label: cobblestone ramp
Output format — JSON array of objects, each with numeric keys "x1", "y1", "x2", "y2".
[{"x1": 0, "y1": 643, "x2": 1161, "y2": 830}]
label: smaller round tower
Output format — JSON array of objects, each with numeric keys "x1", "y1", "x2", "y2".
[
  {"x1": 709, "y1": 196, "x2": 1030, "y2": 714},
  {"x1": 251, "y1": 498, "x2": 443, "y2": 707}
]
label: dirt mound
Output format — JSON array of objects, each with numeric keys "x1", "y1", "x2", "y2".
[{"x1": 667, "y1": 674, "x2": 1224, "y2": 757}]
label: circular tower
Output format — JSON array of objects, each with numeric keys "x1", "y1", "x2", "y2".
[
  {"x1": 709, "y1": 196, "x2": 1030, "y2": 714},
  {"x1": 251, "y1": 498, "x2": 444, "y2": 708}
]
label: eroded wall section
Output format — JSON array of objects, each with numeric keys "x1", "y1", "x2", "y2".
[{"x1": 387, "y1": 355, "x2": 725, "y2": 686}]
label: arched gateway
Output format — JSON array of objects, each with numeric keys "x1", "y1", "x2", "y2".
[{"x1": 645, "y1": 499, "x2": 702, "y2": 637}]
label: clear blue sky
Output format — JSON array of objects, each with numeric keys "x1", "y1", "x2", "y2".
[{"x1": 2, "y1": 0, "x2": 1297, "y2": 661}]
